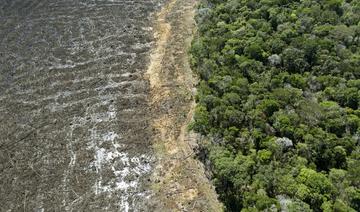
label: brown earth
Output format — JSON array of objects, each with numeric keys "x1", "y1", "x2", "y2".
[
  {"x1": 0, "y1": 1, "x2": 165, "y2": 211},
  {"x1": 146, "y1": 0, "x2": 223, "y2": 211},
  {"x1": 0, "y1": 0, "x2": 221, "y2": 211}
]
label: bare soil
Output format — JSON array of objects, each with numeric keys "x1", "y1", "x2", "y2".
[
  {"x1": 0, "y1": 0, "x2": 164, "y2": 211},
  {"x1": 0, "y1": 0, "x2": 221, "y2": 211},
  {"x1": 145, "y1": 0, "x2": 223, "y2": 211}
]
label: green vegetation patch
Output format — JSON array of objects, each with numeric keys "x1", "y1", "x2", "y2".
[{"x1": 190, "y1": 0, "x2": 360, "y2": 211}]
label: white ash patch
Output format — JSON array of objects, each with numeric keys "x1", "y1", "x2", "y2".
[{"x1": 84, "y1": 94, "x2": 152, "y2": 211}]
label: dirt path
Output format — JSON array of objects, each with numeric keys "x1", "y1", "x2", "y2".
[{"x1": 146, "y1": 0, "x2": 223, "y2": 211}]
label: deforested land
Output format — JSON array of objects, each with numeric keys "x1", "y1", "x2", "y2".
[{"x1": 0, "y1": 0, "x2": 221, "y2": 211}]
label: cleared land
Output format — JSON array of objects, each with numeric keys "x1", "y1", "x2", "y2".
[
  {"x1": 146, "y1": 0, "x2": 222, "y2": 210},
  {"x1": 0, "y1": 0, "x2": 220, "y2": 211},
  {"x1": 0, "y1": 0, "x2": 162, "y2": 210}
]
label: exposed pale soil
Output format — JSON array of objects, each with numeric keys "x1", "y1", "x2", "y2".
[{"x1": 146, "y1": 0, "x2": 223, "y2": 211}]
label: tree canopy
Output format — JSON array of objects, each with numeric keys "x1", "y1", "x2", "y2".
[{"x1": 190, "y1": 0, "x2": 360, "y2": 211}]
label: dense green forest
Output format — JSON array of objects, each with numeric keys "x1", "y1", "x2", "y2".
[{"x1": 190, "y1": 0, "x2": 360, "y2": 211}]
